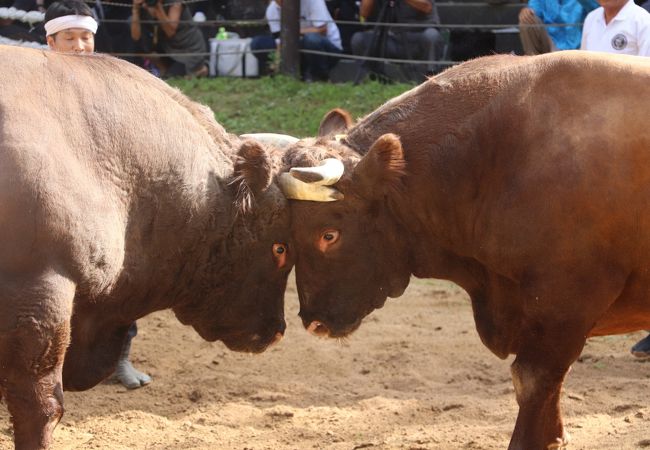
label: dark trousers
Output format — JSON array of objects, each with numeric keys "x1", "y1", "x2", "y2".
[
  {"x1": 250, "y1": 32, "x2": 342, "y2": 79},
  {"x1": 120, "y1": 322, "x2": 138, "y2": 359},
  {"x1": 351, "y1": 28, "x2": 442, "y2": 69}
]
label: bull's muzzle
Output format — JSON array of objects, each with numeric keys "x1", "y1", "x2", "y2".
[{"x1": 307, "y1": 320, "x2": 330, "y2": 338}]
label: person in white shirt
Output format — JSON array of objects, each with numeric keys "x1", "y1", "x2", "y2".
[
  {"x1": 580, "y1": 0, "x2": 650, "y2": 56},
  {"x1": 250, "y1": 0, "x2": 343, "y2": 81}
]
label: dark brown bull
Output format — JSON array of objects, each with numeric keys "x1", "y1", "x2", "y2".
[
  {"x1": 280, "y1": 51, "x2": 650, "y2": 449},
  {"x1": 0, "y1": 46, "x2": 294, "y2": 449}
]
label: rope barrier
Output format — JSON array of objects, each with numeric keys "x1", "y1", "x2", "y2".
[
  {"x1": 101, "y1": 17, "x2": 583, "y2": 30},
  {"x1": 87, "y1": 0, "x2": 208, "y2": 7},
  {"x1": 100, "y1": 17, "x2": 269, "y2": 26},
  {"x1": 0, "y1": 4, "x2": 583, "y2": 31},
  {"x1": 300, "y1": 48, "x2": 454, "y2": 66},
  {"x1": 0, "y1": 34, "x2": 47, "y2": 47},
  {"x1": 106, "y1": 46, "x2": 454, "y2": 67},
  {"x1": 0, "y1": 7, "x2": 44, "y2": 24}
]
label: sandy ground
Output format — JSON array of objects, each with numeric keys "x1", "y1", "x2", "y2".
[{"x1": 1, "y1": 275, "x2": 650, "y2": 450}]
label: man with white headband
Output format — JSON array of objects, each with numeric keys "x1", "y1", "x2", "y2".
[{"x1": 44, "y1": 0, "x2": 97, "y2": 53}]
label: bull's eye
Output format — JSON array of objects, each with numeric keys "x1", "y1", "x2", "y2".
[
  {"x1": 318, "y1": 229, "x2": 340, "y2": 252},
  {"x1": 273, "y1": 244, "x2": 288, "y2": 268}
]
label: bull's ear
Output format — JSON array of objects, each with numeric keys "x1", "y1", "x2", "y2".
[
  {"x1": 232, "y1": 140, "x2": 273, "y2": 212},
  {"x1": 353, "y1": 133, "x2": 406, "y2": 197},
  {"x1": 318, "y1": 108, "x2": 353, "y2": 137}
]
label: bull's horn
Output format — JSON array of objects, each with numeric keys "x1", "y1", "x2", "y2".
[
  {"x1": 279, "y1": 173, "x2": 343, "y2": 202},
  {"x1": 240, "y1": 133, "x2": 298, "y2": 148},
  {"x1": 289, "y1": 158, "x2": 344, "y2": 186}
]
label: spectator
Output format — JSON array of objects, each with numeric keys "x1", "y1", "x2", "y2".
[
  {"x1": 45, "y1": 0, "x2": 153, "y2": 390},
  {"x1": 518, "y1": 0, "x2": 599, "y2": 55},
  {"x1": 250, "y1": 0, "x2": 343, "y2": 81},
  {"x1": 349, "y1": 0, "x2": 443, "y2": 72},
  {"x1": 325, "y1": 0, "x2": 361, "y2": 53},
  {"x1": 581, "y1": 0, "x2": 650, "y2": 56},
  {"x1": 44, "y1": 0, "x2": 96, "y2": 52},
  {"x1": 130, "y1": 0, "x2": 208, "y2": 78}
]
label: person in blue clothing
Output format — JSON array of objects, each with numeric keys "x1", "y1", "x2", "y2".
[{"x1": 518, "y1": 0, "x2": 599, "y2": 54}]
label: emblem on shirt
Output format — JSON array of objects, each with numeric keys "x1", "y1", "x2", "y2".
[{"x1": 611, "y1": 33, "x2": 628, "y2": 51}]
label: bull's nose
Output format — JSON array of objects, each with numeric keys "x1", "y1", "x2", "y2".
[{"x1": 307, "y1": 321, "x2": 330, "y2": 337}]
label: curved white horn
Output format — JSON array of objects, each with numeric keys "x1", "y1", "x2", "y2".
[
  {"x1": 240, "y1": 133, "x2": 298, "y2": 148},
  {"x1": 289, "y1": 158, "x2": 344, "y2": 186},
  {"x1": 279, "y1": 173, "x2": 343, "y2": 202}
]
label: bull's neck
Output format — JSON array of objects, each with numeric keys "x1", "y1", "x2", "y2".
[
  {"x1": 346, "y1": 80, "x2": 496, "y2": 258},
  {"x1": 347, "y1": 75, "x2": 502, "y2": 282},
  {"x1": 111, "y1": 160, "x2": 238, "y2": 319}
]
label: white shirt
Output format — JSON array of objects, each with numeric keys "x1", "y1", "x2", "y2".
[
  {"x1": 581, "y1": 0, "x2": 650, "y2": 56},
  {"x1": 266, "y1": 0, "x2": 342, "y2": 50}
]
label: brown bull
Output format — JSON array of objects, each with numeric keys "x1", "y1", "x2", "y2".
[
  {"x1": 0, "y1": 45, "x2": 294, "y2": 449},
  {"x1": 280, "y1": 51, "x2": 650, "y2": 449}
]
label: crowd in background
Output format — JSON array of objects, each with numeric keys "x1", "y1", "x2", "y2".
[{"x1": 1, "y1": 0, "x2": 649, "y2": 81}]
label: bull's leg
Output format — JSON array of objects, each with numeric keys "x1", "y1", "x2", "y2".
[
  {"x1": 0, "y1": 271, "x2": 75, "y2": 450},
  {"x1": 4, "y1": 325, "x2": 69, "y2": 450},
  {"x1": 507, "y1": 329, "x2": 586, "y2": 450}
]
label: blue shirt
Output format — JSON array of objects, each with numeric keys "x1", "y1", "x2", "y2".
[{"x1": 528, "y1": 0, "x2": 599, "y2": 50}]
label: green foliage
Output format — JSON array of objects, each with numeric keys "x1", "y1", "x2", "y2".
[{"x1": 169, "y1": 76, "x2": 413, "y2": 137}]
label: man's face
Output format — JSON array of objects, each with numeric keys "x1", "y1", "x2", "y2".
[{"x1": 47, "y1": 28, "x2": 95, "y2": 53}]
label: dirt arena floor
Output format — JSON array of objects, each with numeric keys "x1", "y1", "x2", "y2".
[{"x1": 1, "y1": 275, "x2": 650, "y2": 449}]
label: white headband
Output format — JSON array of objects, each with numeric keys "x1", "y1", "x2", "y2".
[{"x1": 45, "y1": 14, "x2": 97, "y2": 36}]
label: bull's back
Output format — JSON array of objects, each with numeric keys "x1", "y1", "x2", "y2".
[{"x1": 473, "y1": 52, "x2": 650, "y2": 281}]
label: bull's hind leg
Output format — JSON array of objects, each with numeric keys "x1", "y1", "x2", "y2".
[
  {"x1": 0, "y1": 270, "x2": 75, "y2": 450},
  {"x1": 507, "y1": 323, "x2": 587, "y2": 450}
]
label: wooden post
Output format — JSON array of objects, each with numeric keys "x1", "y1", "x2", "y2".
[{"x1": 280, "y1": 0, "x2": 300, "y2": 78}]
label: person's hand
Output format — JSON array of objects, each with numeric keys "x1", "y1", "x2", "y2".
[
  {"x1": 519, "y1": 7, "x2": 536, "y2": 24},
  {"x1": 144, "y1": 0, "x2": 163, "y2": 18},
  {"x1": 132, "y1": 0, "x2": 145, "y2": 15}
]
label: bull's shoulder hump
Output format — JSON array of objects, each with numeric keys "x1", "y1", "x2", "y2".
[{"x1": 0, "y1": 46, "x2": 229, "y2": 152}]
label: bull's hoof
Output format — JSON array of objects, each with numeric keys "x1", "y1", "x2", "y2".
[{"x1": 547, "y1": 432, "x2": 570, "y2": 449}]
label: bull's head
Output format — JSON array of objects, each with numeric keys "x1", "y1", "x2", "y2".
[
  {"x1": 173, "y1": 135, "x2": 298, "y2": 354},
  {"x1": 280, "y1": 111, "x2": 412, "y2": 338}
]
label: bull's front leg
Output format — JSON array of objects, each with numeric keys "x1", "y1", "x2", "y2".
[
  {"x1": 2, "y1": 320, "x2": 70, "y2": 450},
  {"x1": 0, "y1": 271, "x2": 75, "y2": 449},
  {"x1": 507, "y1": 326, "x2": 586, "y2": 450}
]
